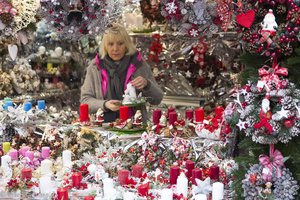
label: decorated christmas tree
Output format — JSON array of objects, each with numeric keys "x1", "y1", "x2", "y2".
[{"x1": 222, "y1": 0, "x2": 300, "y2": 199}]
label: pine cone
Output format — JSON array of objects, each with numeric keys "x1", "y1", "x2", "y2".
[
  {"x1": 283, "y1": 96, "x2": 293, "y2": 110},
  {"x1": 276, "y1": 5, "x2": 287, "y2": 15},
  {"x1": 257, "y1": 8, "x2": 268, "y2": 17},
  {"x1": 0, "y1": 13, "x2": 14, "y2": 25}
]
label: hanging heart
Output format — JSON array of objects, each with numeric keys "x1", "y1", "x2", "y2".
[
  {"x1": 8, "y1": 44, "x2": 18, "y2": 61},
  {"x1": 236, "y1": 10, "x2": 255, "y2": 28}
]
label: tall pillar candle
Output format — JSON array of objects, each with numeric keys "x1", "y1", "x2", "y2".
[
  {"x1": 39, "y1": 176, "x2": 53, "y2": 194},
  {"x1": 1, "y1": 155, "x2": 11, "y2": 169},
  {"x1": 212, "y1": 182, "x2": 224, "y2": 200},
  {"x1": 185, "y1": 109, "x2": 194, "y2": 121},
  {"x1": 41, "y1": 146, "x2": 50, "y2": 159},
  {"x1": 169, "y1": 166, "x2": 180, "y2": 185},
  {"x1": 79, "y1": 104, "x2": 89, "y2": 122},
  {"x1": 25, "y1": 151, "x2": 34, "y2": 161},
  {"x1": 185, "y1": 160, "x2": 195, "y2": 178},
  {"x1": 37, "y1": 100, "x2": 46, "y2": 110},
  {"x1": 168, "y1": 112, "x2": 177, "y2": 126},
  {"x1": 103, "y1": 178, "x2": 115, "y2": 198},
  {"x1": 160, "y1": 188, "x2": 173, "y2": 200},
  {"x1": 41, "y1": 159, "x2": 53, "y2": 177},
  {"x1": 131, "y1": 164, "x2": 143, "y2": 178},
  {"x1": 192, "y1": 168, "x2": 202, "y2": 185},
  {"x1": 57, "y1": 187, "x2": 68, "y2": 200},
  {"x1": 119, "y1": 106, "x2": 129, "y2": 121},
  {"x1": 8, "y1": 149, "x2": 18, "y2": 160},
  {"x1": 123, "y1": 192, "x2": 136, "y2": 200},
  {"x1": 176, "y1": 172, "x2": 188, "y2": 197},
  {"x1": 138, "y1": 183, "x2": 149, "y2": 196},
  {"x1": 152, "y1": 109, "x2": 162, "y2": 125},
  {"x1": 195, "y1": 194, "x2": 208, "y2": 200},
  {"x1": 167, "y1": 107, "x2": 175, "y2": 116},
  {"x1": 21, "y1": 168, "x2": 32, "y2": 180},
  {"x1": 195, "y1": 108, "x2": 205, "y2": 122},
  {"x1": 215, "y1": 106, "x2": 224, "y2": 120},
  {"x1": 210, "y1": 165, "x2": 220, "y2": 181},
  {"x1": 62, "y1": 150, "x2": 72, "y2": 168},
  {"x1": 118, "y1": 169, "x2": 130, "y2": 185},
  {"x1": 2, "y1": 142, "x2": 10, "y2": 154},
  {"x1": 72, "y1": 172, "x2": 82, "y2": 188}
]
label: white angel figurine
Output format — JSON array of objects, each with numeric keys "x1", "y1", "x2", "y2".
[{"x1": 122, "y1": 82, "x2": 137, "y2": 105}]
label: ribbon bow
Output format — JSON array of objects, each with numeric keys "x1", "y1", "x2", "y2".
[
  {"x1": 138, "y1": 131, "x2": 157, "y2": 151},
  {"x1": 259, "y1": 144, "x2": 284, "y2": 182},
  {"x1": 258, "y1": 61, "x2": 288, "y2": 92},
  {"x1": 253, "y1": 117, "x2": 273, "y2": 134}
]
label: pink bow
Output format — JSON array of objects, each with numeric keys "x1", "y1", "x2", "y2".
[
  {"x1": 259, "y1": 145, "x2": 284, "y2": 182},
  {"x1": 258, "y1": 61, "x2": 288, "y2": 91}
]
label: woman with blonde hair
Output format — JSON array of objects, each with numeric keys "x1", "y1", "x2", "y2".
[{"x1": 81, "y1": 24, "x2": 163, "y2": 122}]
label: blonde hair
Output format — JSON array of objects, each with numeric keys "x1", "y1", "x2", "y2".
[{"x1": 99, "y1": 24, "x2": 137, "y2": 59}]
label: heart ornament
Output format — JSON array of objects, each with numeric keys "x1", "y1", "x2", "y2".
[
  {"x1": 8, "y1": 44, "x2": 18, "y2": 61},
  {"x1": 236, "y1": 10, "x2": 255, "y2": 28}
]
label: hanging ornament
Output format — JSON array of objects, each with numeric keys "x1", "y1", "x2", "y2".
[
  {"x1": 258, "y1": 9, "x2": 278, "y2": 47},
  {"x1": 236, "y1": 10, "x2": 255, "y2": 28}
]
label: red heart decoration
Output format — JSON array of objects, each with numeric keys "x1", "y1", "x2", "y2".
[{"x1": 236, "y1": 10, "x2": 255, "y2": 28}]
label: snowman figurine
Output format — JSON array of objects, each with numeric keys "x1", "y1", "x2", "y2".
[{"x1": 259, "y1": 9, "x2": 278, "y2": 47}]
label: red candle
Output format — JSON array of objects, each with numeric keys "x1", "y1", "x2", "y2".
[
  {"x1": 169, "y1": 166, "x2": 180, "y2": 185},
  {"x1": 57, "y1": 187, "x2": 68, "y2": 200},
  {"x1": 21, "y1": 168, "x2": 32, "y2": 180},
  {"x1": 83, "y1": 196, "x2": 95, "y2": 200},
  {"x1": 118, "y1": 169, "x2": 130, "y2": 185},
  {"x1": 185, "y1": 160, "x2": 195, "y2": 178},
  {"x1": 185, "y1": 110, "x2": 194, "y2": 121},
  {"x1": 215, "y1": 106, "x2": 224, "y2": 119},
  {"x1": 138, "y1": 183, "x2": 149, "y2": 196},
  {"x1": 168, "y1": 112, "x2": 177, "y2": 126},
  {"x1": 120, "y1": 106, "x2": 129, "y2": 122},
  {"x1": 152, "y1": 109, "x2": 162, "y2": 125},
  {"x1": 167, "y1": 107, "x2": 175, "y2": 116},
  {"x1": 131, "y1": 164, "x2": 143, "y2": 178},
  {"x1": 195, "y1": 108, "x2": 204, "y2": 122},
  {"x1": 192, "y1": 168, "x2": 202, "y2": 185},
  {"x1": 210, "y1": 165, "x2": 220, "y2": 181},
  {"x1": 80, "y1": 104, "x2": 89, "y2": 122},
  {"x1": 72, "y1": 172, "x2": 82, "y2": 188}
]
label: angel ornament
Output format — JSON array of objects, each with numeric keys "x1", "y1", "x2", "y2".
[{"x1": 122, "y1": 82, "x2": 137, "y2": 105}]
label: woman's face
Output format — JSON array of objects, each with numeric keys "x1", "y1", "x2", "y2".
[{"x1": 106, "y1": 34, "x2": 127, "y2": 61}]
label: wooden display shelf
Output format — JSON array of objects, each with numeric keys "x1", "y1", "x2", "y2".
[{"x1": 162, "y1": 95, "x2": 204, "y2": 107}]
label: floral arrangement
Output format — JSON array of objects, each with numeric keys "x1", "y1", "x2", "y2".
[
  {"x1": 235, "y1": 0, "x2": 300, "y2": 57},
  {"x1": 10, "y1": 58, "x2": 40, "y2": 94},
  {"x1": 40, "y1": 0, "x2": 124, "y2": 40},
  {"x1": 0, "y1": 70, "x2": 13, "y2": 99},
  {"x1": 160, "y1": 0, "x2": 220, "y2": 37}
]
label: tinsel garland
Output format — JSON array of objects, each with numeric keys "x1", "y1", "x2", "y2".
[{"x1": 40, "y1": 0, "x2": 124, "y2": 40}]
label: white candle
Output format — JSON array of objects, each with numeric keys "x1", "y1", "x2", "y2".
[
  {"x1": 195, "y1": 194, "x2": 208, "y2": 200},
  {"x1": 123, "y1": 191, "x2": 136, "y2": 200},
  {"x1": 1, "y1": 155, "x2": 11, "y2": 170},
  {"x1": 160, "y1": 188, "x2": 173, "y2": 200},
  {"x1": 62, "y1": 150, "x2": 72, "y2": 167},
  {"x1": 176, "y1": 172, "x2": 188, "y2": 197},
  {"x1": 103, "y1": 178, "x2": 114, "y2": 198},
  {"x1": 212, "y1": 182, "x2": 224, "y2": 200},
  {"x1": 41, "y1": 159, "x2": 53, "y2": 176},
  {"x1": 39, "y1": 176, "x2": 52, "y2": 194}
]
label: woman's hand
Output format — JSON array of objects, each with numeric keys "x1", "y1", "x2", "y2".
[
  {"x1": 104, "y1": 100, "x2": 121, "y2": 111},
  {"x1": 131, "y1": 76, "x2": 148, "y2": 90}
]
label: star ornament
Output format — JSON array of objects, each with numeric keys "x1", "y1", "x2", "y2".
[
  {"x1": 165, "y1": 1, "x2": 178, "y2": 15},
  {"x1": 237, "y1": 119, "x2": 247, "y2": 130},
  {"x1": 188, "y1": 28, "x2": 200, "y2": 37},
  {"x1": 192, "y1": 177, "x2": 211, "y2": 195},
  {"x1": 277, "y1": 107, "x2": 289, "y2": 119},
  {"x1": 186, "y1": 70, "x2": 192, "y2": 78},
  {"x1": 208, "y1": 71, "x2": 214, "y2": 79}
]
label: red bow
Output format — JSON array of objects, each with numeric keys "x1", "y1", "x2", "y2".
[
  {"x1": 259, "y1": 144, "x2": 284, "y2": 182},
  {"x1": 258, "y1": 61, "x2": 288, "y2": 91},
  {"x1": 253, "y1": 118, "x2": 273, "y2": 133}
]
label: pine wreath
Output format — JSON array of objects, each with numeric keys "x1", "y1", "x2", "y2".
[
  {"x1": 225, "y1": 60, "x2": 300, "y2": 144},
  {"x1": 160, "y1": 0, "x2": 220, "y2": 37},
  {"x1": 235, "y1": 0, "x2": 300, "y2": 57},
  {"x1": 242, "y1": 163, "x2": 299, "y2": 199},
  {"x1": 40, "y1": 0, "x2": 124, "y2": 40}
]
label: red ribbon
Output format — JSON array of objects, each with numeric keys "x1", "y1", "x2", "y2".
[
  {"x1": 192, "y1": 38, "x2": 208, "y2": 67},
  {"x1": 259, "y1": 144, "x2": 284, "y2": 182},
  {"x1": 253, "y1": 118, "x2": 273, "y2": 133},
  {"x1": 217, "y1": 0, "x2": 233, "y2": 31},
  {"x1": 258, "y1": 60, "x2": 288, "y2": 91}
]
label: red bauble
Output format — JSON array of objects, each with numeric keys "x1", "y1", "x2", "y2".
[{"x1": 284, "y1": 119, "x2": 294, "y2": 128}]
